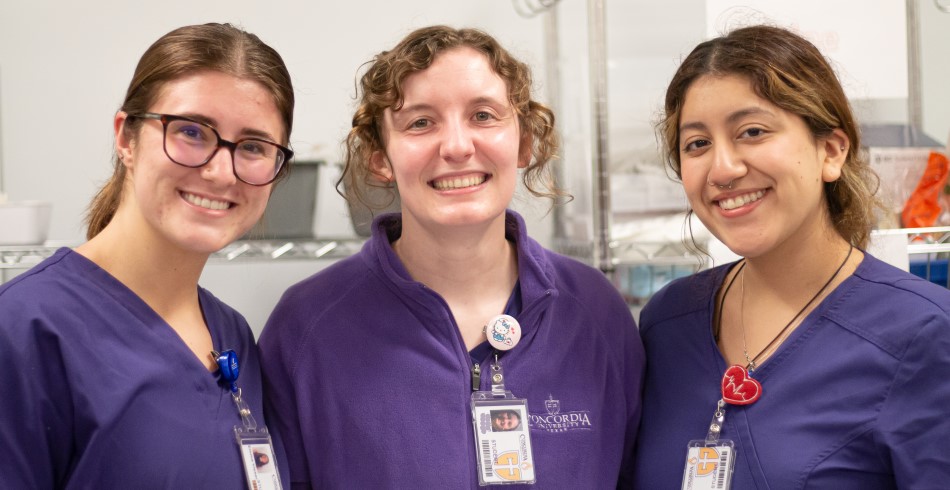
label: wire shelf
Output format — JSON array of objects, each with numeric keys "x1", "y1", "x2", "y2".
[{"x1": 0, "y1": 238, "x2": 365, "y2": 270}]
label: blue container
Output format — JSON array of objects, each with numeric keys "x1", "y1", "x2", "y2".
[{"x1": 909, "y1": 258, "x2": 949, "y2": 287}]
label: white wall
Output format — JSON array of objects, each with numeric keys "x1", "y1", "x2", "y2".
[
  {"x1": 0, "y1": 0, "x2": 553, "y2": 241},
  {"x1": 920, "y1": 0, "x2": 950, "y2": 146}
]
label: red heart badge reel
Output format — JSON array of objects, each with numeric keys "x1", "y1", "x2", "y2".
[{"x1": 721, "y1": 365, "x2": 762, "y2": 405}]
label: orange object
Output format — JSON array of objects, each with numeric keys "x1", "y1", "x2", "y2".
[{"x1": 902, "y1": 151, "x2": 949, "y2": 228}]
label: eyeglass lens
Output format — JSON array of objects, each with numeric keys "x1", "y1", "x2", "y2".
[{"x1": 164, "y1": 119, "x2": 284, "y2": 185}]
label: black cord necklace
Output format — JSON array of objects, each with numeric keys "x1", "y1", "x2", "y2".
[
  {"x1": 717, "y1": 245, "x2": 854, "y2": 405},
  {"x1": 715, "y1": 245, "x2": 854, "y2": 371}
]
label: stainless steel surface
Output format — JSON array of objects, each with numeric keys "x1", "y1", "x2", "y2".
[
  {"x1": 587, "y1": 0, "x2": 613, "y2": 276},
  {"x1": 907, "y1": 0, "x2": 923, "y2": 130}
]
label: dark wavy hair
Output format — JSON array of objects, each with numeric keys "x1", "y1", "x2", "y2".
[{"x1": 660, "y1": 25, "x2": 880, "y2": 249}]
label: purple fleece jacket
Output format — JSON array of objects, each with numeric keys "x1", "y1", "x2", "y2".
[{"x1": 259, "y1": 210, "x2": 644, "y2": 489}]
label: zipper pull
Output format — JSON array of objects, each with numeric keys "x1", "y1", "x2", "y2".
[{"x1": 471, "y1": 362, "x2": 481, "y2": 392}]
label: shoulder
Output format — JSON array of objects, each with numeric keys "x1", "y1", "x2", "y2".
[
  {"x1": 0, "y1": 249, "x2": 87, "y2": 323},
  {"x1": 0, "y1": 248, "x2": 73, "y2": 296},
  {"x1": 274, "y1": 252, "x2": 372, "y2": 312},
  {"x1": 823, "y1": 253, "x2": 950, "y2": 356},
  {"x1": 0, "y1": 250, "x2": 102, "y2": 367},
  {"x1": 639, "y1": 264, "x2": 727, "y2": 332},
  {"x1": 545, "y1": 250, "x2": 614, "y2": 289},
  {"x1": 539, "y1": 249, "x2": 628, "y2": 312},
  {"x1": 259, "y1": 252, "x2": 377, "y2": 352},
  {"x1": 852, "y1": 253, "x2": 950, "y2": 311},
  {"x1": 837, "y1": 253, "x2": 950, "y2": 317}
]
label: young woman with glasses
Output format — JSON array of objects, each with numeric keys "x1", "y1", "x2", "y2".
[
  {"x1": 258, "y1": 25, "x2": 644, "y2": 488},
  {"x1": 0, "y1": 23, "x2": 293, "y2": 488}
]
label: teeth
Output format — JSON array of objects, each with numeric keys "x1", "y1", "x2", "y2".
[
  {"x1": 183, "y1": 192, "x2": 230, "y2": 211},
  {"x1": 433, "y1": 175, "x2": 487, "y2": 190},
  {"x1": 719, "y1": 190, "x2": 765, "y2": 211}
]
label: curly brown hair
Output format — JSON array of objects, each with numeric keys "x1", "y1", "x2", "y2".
[
  {"x1": 660, "y1": 25, "x2": 881, "y2": 249},
  {"x1": 340, "y1": 25, "x2": 562, "y2": 209}
]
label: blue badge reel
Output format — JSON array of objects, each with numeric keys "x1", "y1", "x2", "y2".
[{"x1": 213, "y1": 349, "x2": 283, "y2": 490}]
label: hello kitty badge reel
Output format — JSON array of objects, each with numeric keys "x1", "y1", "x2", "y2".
[
  {"x1": 471, "y1": 314, "x2": 535, "y2": 485},
  {"x1": 485, "y1": 314, "x2": 521, "y2": 351}
]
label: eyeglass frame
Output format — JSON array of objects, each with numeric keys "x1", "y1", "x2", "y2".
[{"x1": 127, "y1": 112, "x2": 293, "y2": 186}]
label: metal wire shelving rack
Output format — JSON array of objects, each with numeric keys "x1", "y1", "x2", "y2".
[{"x1": 0, "y1": 238, "x2": 365, "y2": 272}]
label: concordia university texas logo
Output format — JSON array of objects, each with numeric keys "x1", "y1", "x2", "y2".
[
  {"x1": 528, "y1": 395, "x2": 593, "y2": 433},
  {"x1": 494, "y1": 451, "x2": 533, "y2": 481}
]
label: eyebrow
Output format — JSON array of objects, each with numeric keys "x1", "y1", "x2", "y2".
[
  {"x1": 391, "y1": 103, "x2": 435, "y2": 117},
  {"x1": 679, "y1": 106, "x2": 775, "y2": 133},
  {"x1": 394, "y1": 96, "x2": 510, "y2": 116},
  {"x1": 178, "y1": 112, "x2": 279, "y2": 142}
]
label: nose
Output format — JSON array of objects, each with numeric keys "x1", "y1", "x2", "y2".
[
  {"x1": 439, "y1": 118, "x2": 475, "y2": 163},
  {"x1": 708, "y1": 142, "x2": 746, "y2": 187},
  {"x1": 201, "y1": 146, "x2": 239, "y2": 186}
]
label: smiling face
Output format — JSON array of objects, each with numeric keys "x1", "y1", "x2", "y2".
[
  {"x1": 678, "y1": 74, "x2": 846, "y2": 258},
  {"x1": 115, "y1": 71, "x2": 285, "y2": 255},
  {"x1": 372, "y1": 47, "x2": 525, "y2": 233},
  {"x1": 492, "y1": 410, "x2": 521, "y2": 431}
]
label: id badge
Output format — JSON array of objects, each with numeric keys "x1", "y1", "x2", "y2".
[
  {"x1": 471, "y1": 394, "x2": 536, "y2": 485},
  {"x1": 681, "y1": 440, "x2": 735, "y2": 490},
  {"x1": 235, "y1": 427, "x2": 283, "y2": 490}
]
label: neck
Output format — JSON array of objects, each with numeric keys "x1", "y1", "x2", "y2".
[
  {"x1": 393, "y1": 213, "x2": 519, "y2": 351},
  {"x1": 716, "y1": 221, "x2": 862, "y2": 368},
  {"x1": 393, "y1": 213, "x2": 517, "y2": 298},
  {"x1": 76, "y1": 214, "x2": 208, "y2": 320},
  {"x1": 741, "y1": 225, "x2": 856, "y2": 297}
]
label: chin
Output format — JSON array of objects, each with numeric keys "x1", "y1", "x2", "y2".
[
  {"x1": 440, "y1": 204, "x2": 507, "y2": 224},
  {"x1": 177, "y1": 229, "x2": 243, "y2": 255},
  {"x1": 718, "y1": 238, "x2": 772, "y2": 260}
]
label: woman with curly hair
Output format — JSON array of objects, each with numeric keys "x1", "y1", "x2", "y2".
[{"x1": 260, "y1": 25, "x2": 643, "y2": 488}]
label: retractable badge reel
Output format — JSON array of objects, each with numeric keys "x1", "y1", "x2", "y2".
[
  {"x1": 471, "y1": 315, "x2": 536, "y2": 486},
  {"x1": 213, "y1": 349, "x2": 283, "y2": 490},
  {"x1": 682, "y1": 364, "x2": 762, "y2": 490}
]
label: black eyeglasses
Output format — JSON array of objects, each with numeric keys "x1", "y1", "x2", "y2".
[{"x1": 129, "y1": 112, "x2": 293, "y2": 186}]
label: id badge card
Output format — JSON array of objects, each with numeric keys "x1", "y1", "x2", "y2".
[
  {"x1": 682, "y1": 440, "x2": 735, "y2": 490},
  {"x1": 471, "y1": 394, "x2": 536, "y2": 485},
  {"x1": 235, "y1": 427, "x2": 283, "y2": 490}
]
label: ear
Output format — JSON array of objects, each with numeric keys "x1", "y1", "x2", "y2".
[
  {"x1": 518, "y1": 132, "x2": 533, "y2": 169},
  {"x1": 820, "y1": 128, "x2": 849, "y2": 183},
  {"x1": 369, "y1": 150, "x2": 394, "y2": 182},
  {"x1": 114, "y1": 112, "x2": 135, "y2": 169}
]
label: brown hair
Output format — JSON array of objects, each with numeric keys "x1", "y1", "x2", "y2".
[
  {"x1": 660, "y1": 24, "x2": 880, "y2": 249},
  {"x1": 341, "y1": 25, "x2": 562, "y2": 209},
  {"x1": 85, "y1": 22, "x2": 295, "y2": 239}
]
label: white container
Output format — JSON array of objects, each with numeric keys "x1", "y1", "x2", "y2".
[{"x1": 0, "y1": 201, "x2": 52, "y2": 245}]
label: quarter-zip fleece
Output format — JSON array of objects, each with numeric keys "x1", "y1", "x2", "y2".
[{"x1": 259, "y1": 210, "x2": 644, "y2": 489}]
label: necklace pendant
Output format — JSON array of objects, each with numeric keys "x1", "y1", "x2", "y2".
[{"x1": 721, "y1": 365, "x2": 762, "y2": 405}]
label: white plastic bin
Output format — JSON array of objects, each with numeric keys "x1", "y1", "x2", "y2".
[{"x1": 0, "y1": 201, "x2": 51, "y2": 245}]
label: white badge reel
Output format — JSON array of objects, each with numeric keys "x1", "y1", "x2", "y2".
[{"x1": 472, "y1": 317, "x2": 536, "y2": 485}]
